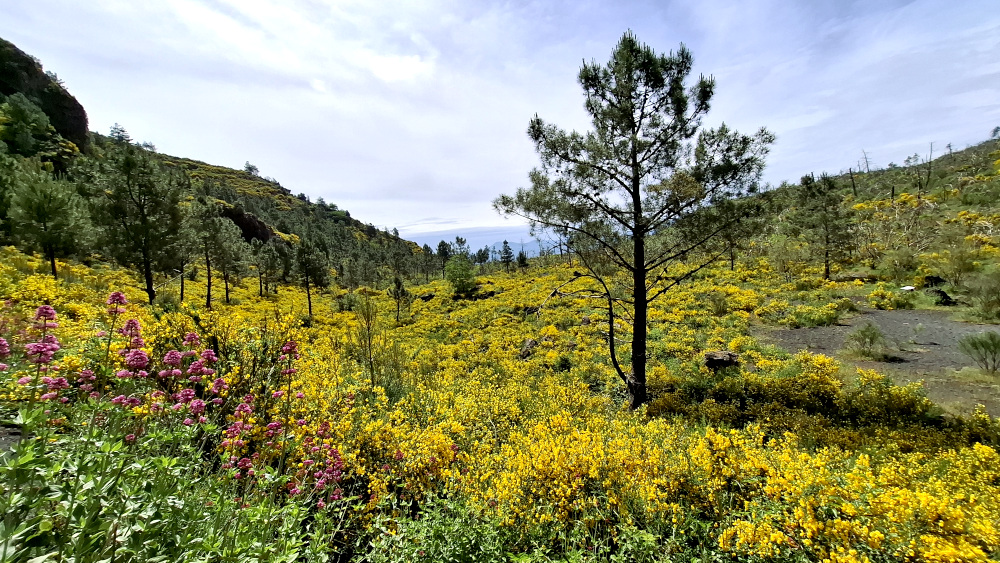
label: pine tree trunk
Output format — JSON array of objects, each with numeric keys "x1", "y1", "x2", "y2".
[
  {"x1": 224, "y1": 271, "x2": 231, "y2": 304},
  {"x1": 142, "y1": 252, "x2": 156, "y2": 304},
  {"x1": 629, "y1": 148, "x2": 647, "y2": 410},
  {"x1": 305, "y1": 276, "x2": 312, "y2": 317},
  {"x1": 48, "y1": 250, "x2": 58, "y2": 280},
  {"x1": 205, "y1": 247, "x2": 212, "y2": 310}
]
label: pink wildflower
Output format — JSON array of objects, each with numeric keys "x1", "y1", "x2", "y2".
[
  {"x1": 34, "y1": 305, "x2": 57, "y2": 321},
  {"x1": 182, "y1": 332, "x2": 200, "y2": 347},
  {"x1": 162, "y1": 350, "x2": 183, "y2": 367},
  {"x1": 119, "y1": 319, "x2": 141, "y2": 338},
  {"x1": 125, "y1": 349, "x2": 149, "y2": 370},
  {"x1": 189, "y1": 399, "x2": 206, "y2": 414}
]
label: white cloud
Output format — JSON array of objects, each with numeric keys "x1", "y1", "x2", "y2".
[{"x1": 2, "y1": 0, "x2": 998, "y2": 233}]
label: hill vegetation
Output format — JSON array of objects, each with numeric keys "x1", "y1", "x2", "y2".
[{"x1": 2, "y1": 34, "x2": 1000, "y2": 563}]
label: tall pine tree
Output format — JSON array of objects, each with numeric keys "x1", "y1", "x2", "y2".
[{"x1": 87, "y1": 133, "x2": 186, "y2": 303}]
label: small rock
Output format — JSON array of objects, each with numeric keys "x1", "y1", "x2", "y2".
[{"x1": 581, "y1": 315, "x2": 591, "y2": 326}]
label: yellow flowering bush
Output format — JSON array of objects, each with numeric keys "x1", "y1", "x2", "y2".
[{"x1": 2, "y1": 248, "x2": 1000, "y2": 561}]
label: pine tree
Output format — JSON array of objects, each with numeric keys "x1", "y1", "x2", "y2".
[
  {"x1": 420, "y1": 243, "x2": 435, "y2": 283},
  {"x1": 436, "y1": 240, "x2": 451, "y2": 276},
  {"x1": 215, "y1": 222, "x2": 252, "y2": 304},
  {"x1": 88, "y1": 134, "x2": 186, "y2": 303},
  {"x1": 788, "y1": 174, "x2": 851, "y2": 280},
  {"x1": 295, "y1": 239, "x2": 330, "y2": 318},
  {"x1": 253, "y1": 239, "x2": 284, "y2": 296},
  {"x1": 500, "y1": 240, "x2": 514, "y2": 273},
  {"x1": 8, "y1": 161, "x2": 87, "y2": 278},
  {"x1": 444, "y1": 254, "x2": 476, "y2": 298},
  {"x1": 387, "y1": 276, "x2": 411, "y2": 323},
  {"x1": 517, "y1": 249, "x2": 530, "y2": 271},
  {"x1": 494, "y1": 33, "x2": 772, "y2": 408}
]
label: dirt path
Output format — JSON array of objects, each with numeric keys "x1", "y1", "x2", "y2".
[{"x1": 755, "y1": 308, "x2": 1000, "y2": 417}]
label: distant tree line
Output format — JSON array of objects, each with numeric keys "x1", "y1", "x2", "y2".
[{"x1": 0, "y1": 93, "x2": 531, "y2": 312}]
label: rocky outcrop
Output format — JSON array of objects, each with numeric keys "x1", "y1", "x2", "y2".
[
  {"x1": 0, "y1": 37, "x2": 89, "y2": 150},
  {"x1": 704, "y1": 350, "x2": 739, "y2": 372},
  {"x1": 219, "y1": 204, "x2": 275, "y2": 243}
]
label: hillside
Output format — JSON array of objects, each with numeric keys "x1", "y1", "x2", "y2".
[
  {"x1": 2, "y1": 240, "x2": 1000, "y2": 560},
  {"x1": 0, "y1": 36, "x2": 428, "y2": 299}
]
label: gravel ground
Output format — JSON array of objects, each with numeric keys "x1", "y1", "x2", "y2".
[
  {"x1": 755, "y1": 308, "x2": 1000, "y2": 416},
  {"x1": 0, "y1": 425, "x2": 22, "y2": 459}
]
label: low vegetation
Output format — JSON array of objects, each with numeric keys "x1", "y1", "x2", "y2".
[{"x1": 2, "y1": 248, "x2": 1000, "y2": 562}]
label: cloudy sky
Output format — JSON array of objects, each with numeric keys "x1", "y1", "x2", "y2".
[{"x1": 3, "y1": 0, "x2": 999, "y2": 248}]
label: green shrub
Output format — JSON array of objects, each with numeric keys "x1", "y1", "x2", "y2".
[
  {"x1": 445, "y1": 256, "x2": 477, "y2": 298},
  {"x1": 364, "y1": 497, "x2": 506, "y2": 563},
  {"x1": 834, "y1": 296, "x2": 858, "y2": 312},
  {"x1": 780, "y1": 303, "x2": 840, "y2": 327},
  {"x1": 846, "y1": 322, "x2": 888, "y2": 360},
  {"x1": 958, "y1": 331, "x2": 1000, "y2": 374},
  {"x1": 839, "y1": 370, "x2": 940, "y2": 427},
  {"x1": 707, "y1": 292, "x2": 728, "y2": 316},
  {"x1": 969, "y1": 271, "x2": 1000, "y2": 321}
]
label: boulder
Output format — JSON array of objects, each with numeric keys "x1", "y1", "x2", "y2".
[
  {"x1": 219, "y1": 205, "x2": 275, "y2": 243},
  {"x1": 704, "y1": 350, "x2": 739, "y2": 372},
  {"x1": 924, "y1": 275, "x2": 946, "y2": 287},
  {"x1": 925, "y1": 288, "x2": 956, "y2": 306}
]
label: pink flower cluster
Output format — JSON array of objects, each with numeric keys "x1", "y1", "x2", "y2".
[
  {"x1": 0, "y1": 337, "x2": 9, "y2": 372},
  {"x1": 280, "y1": 341, "x2": 300, "y2": 376},
  {"x1": 33, "y1": 305, "x2": 59, "y2": 329},
  {"x1": 115, "y1": 318, "x2": 148, "y2": 379},
  {"x1": 39, "y1": 376, "x2": 70, "y2": 402},
  {"x1": 221, "y1": 396, "x2": 255, "y2": 449},
  {"x1": 292, "y1": 427, "x2": 347, "y2": 507},
  {"x1": 106, "y1": 291, "x2": 127, "y2": 315},
  {"x1": 25, "y1": 334, "x2": 60, "y2": 366},
  {"x1": 76, "y1": 369, "x2": 99, "y2": 398}
]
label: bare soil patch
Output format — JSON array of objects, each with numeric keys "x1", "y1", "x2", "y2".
[{"x1": 755, "y1": 308, "x2": 1000, "y2": 417}]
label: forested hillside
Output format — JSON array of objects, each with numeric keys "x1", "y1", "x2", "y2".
[{"x1": 2, "y1": 34, "x2": 1000, "y2": 563}]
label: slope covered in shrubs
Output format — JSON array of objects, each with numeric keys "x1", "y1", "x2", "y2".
[{"x1": 2, "y1": 247, "x2": 999, "y2": 562}]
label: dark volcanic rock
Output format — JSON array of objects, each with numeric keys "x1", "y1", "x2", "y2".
[
  {"x1": 923, "y1": 275, "x2": 947, "y2": 287},
  {"x1": 926, "y1": 288, "x2": 957, "y2": 306},
  {"x1": 219, "y1": 205, "x2": 275, "y2": 243},
  {"x1": 704, "y1": 350, "x2": 739, "y2": 372},
  {"x1": 0, "y1": 37, "x2": 89, "y2": 150}
]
